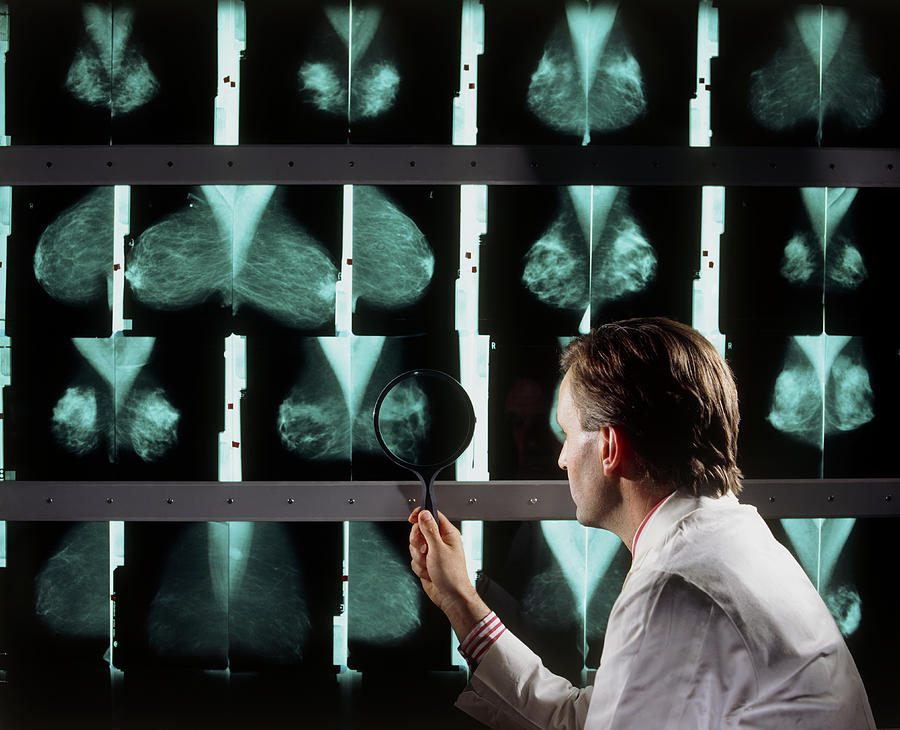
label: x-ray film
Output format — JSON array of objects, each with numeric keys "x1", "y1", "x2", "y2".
[
  {"x1": 6, "y1": 187, "x2": 115, "y2": 337},
  {"x1": 351, "y1": 186, "x2": 459, "y2": 336},
  {"x1": 721, "y1": 188, "x2": 900, "y2": 335},
  {"x1": 713, "y1": 0, "x2": 900, "y2": 146},
  {"x1": 347, "y1": 521, "x2": 453, "y2": 671},
  {"x1": 488, "y1": 338, "x2": 565, "y2": 480},
  {"x1": 477, "y1": 0, "x2": 696, "y2": 145},
  {"x1": 480, "y1": 520, "x2": 631, "y2": 683},
  {"x1": 5, "y1": 0, "x2": 216, "y2": 144},
  {"x1": 5, "y1": 332, "x2": 221, "y2": 479},
  {"x1": 480, "y1": 186, "x2": 698, "y2": 335},
  {"x1": 125, "y1": 186, "x2": 342, "y2": 336},
  {"x1": 727, "y1": 332, "x2": 899, "y2": 479},
  {"x1": 1, "y1": 522, "x2": 111, "y2": 730},
  {"x1": 241, "y1": 334, "x2": 460, "y2": 481},
  {"x1": 821, "y1": 189, "x2": 900, "y2": 334},
  {"x1": 117, "y1": 522, "x2": 340, "y2": 670},
  {"x1": 115, "y1": 522, "x2": 341, "y2": 729},
  {"x1": 240, "y1": 0, "x2": 461, "y2": 144},
  {"x1": 767, "y1": 517, "x2": 900, "y2": 727}
]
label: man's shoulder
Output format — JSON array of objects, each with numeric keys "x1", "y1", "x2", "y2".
[{"x1": 641, "y1": 506, "x2": 843, "y2": 655}]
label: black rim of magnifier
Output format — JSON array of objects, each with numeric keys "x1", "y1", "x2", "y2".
[{"x1": 372, "y1": 369, "x2": 476, "y2": 471}]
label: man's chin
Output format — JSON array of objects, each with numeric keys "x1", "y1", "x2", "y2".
[{"x1": 574, "y1": 507, "x2": 594, "y2": 528}]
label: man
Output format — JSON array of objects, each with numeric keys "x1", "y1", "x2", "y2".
[{"x1": 409, "y1": 317, "x2": 874, "y2": 729}]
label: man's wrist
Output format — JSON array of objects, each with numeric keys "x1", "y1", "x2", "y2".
[{"x1": 442, "y1": 590, "x2": 491, "y2": 643}]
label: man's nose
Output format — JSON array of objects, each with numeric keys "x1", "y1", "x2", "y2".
[{"x1": 557, "y1": 443, "x2": 567, "y2": 471}]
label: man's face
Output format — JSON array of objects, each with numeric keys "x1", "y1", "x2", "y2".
[{"x1": 556, "y1": 371, "x2": 617, "y2": 527}]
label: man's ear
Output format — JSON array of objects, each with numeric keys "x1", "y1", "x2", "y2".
[{"x1": 598, "y1": 425, "x2": 628, "y2": 476}]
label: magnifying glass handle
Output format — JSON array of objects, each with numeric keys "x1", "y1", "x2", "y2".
[{"x1": 424, "y1": 471, "x2": 439, "y2": 518}]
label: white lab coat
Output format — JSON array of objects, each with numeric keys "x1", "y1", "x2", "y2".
[{"x1": 456, "y1": 490, "x2": 875, "y2": 729}]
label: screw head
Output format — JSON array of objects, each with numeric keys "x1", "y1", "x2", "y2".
[
  {"x1": 468, "y1": 497, "x2": 477, "y2": 505},
  {"x1": 408, "y1": 498, "x2": 417, "y2": 505},
  {"x1": 226, "y1": 497, "x2": 234, "y2": 504},
  {"x1": 827, "y1": 495, "x2": 835, "y2": 502},
  {"x1": 529, "y1": 497, "x2": 539, "y2": 505},
  {"x1": 347, "y1": 498, "x2": 356, "y2": 505},
  {"x1": 106, "y1": 497, "x2": 114, "y2": 504},
  {"x1": 46, "y1": 497, "x2": 53, "y2": 504},
  {"x1": 166, "y1": 497, "x2": 174, "y2": 505},
  {"x1": 287, "y1": 498, "x2": 295, "y2": 505}
]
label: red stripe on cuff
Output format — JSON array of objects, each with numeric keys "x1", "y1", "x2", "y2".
[
  {"x1": 461, "y1": 613, "x2": 500, "y2": 655},
  {"x1": 470, "y1": 624, "x2": 506, "y2": 662},
  {"x1": 459, "y1": 611, "x2": 506, "y2": 665}
]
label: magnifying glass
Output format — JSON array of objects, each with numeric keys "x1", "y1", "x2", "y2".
[{"x1": 373, "y1": 369, "x2": 476, "y2": 517}]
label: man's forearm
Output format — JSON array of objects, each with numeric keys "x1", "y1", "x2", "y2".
[{"x1": 443, "y1": 590, "x2": 492, "y2": 643}]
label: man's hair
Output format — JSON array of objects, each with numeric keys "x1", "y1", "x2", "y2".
[{"x1": 560, "y1": 317, "x2": 742, "y2": 497}]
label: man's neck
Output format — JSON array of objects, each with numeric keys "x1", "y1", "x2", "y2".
[{"x1": 619, "y1": 481, "x2": 676, "y2": 554}]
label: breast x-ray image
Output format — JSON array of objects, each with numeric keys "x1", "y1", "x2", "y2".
[
  {"x1": 5, "y1": 0, "x2": 216, "y2": 144},
  {"x1": 125, "y1": 186, "x2": 342, "y2": 337},
  {"x1": 241, "y1": 334, "x2": 460, "y2": 481},
  {"x1": 727, "y1": 331, "x2": 899, "y2": 479},
  {"x1": 5, "y1": 332, "x2": 221, "y2": 480},
  {"x1": 768, "y1": 517, "x2": 900, "y2": 727},
  {"x1": 478, "y1": 0, "x2": 697, "y2": 144},
  {"x1": 721, "y1": 187, "x2": 900, "y2": 335},
  {"x1": 481, "y1": 186, "x2": 697, "y2": 335},
  {"x1": 1, "y1": 522, "x2": 111, "y2": 730},
  {"x1": 480, "y1": 520, "x2": 632, "y2": 683},
  {"x1": 713, "y1": 0, "x2": 900, "y2": 146},
  {"x1": 350, "y1": 186, "x2": 459, "y2": 336},
  {"x1": 240, "y1": 0, "x2": 461, "y2": 143},
  {"x1": 7, "y1": 187, "x2": 116, "y2": 337}
]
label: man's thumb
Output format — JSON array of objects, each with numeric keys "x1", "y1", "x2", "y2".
[{"x1": 418, "y1": 510, "x2": 442, "y2": 548}]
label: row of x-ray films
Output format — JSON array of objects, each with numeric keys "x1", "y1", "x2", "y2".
[
  {"x1": 2, "y1": 184, "x2": 898, "y2": 480},
  {"x1": 4, "y1": 0, "x2": 900, "y2": 146},
  {"x1": 11, "y1": 185, "x2": 897, "y2": 338},
  {"x1": 0, "y1": 517, "x2": 897, "y2": 728}
]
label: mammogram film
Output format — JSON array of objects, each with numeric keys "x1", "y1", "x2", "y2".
[
  {"x1": 713, "y1": 1, "x2": 900, "y2": 146},
  {"x1": 481, "y1": 186, "x2": 697, "y2": 335},
  {"x1": 768, "y1": 518, "x2": 900, "y2": 727},
  {"x1": 6, "y1": 187, "x2": 115, "y2": 337},
  {"x1": 481, "y1": 520, "x2": 631, "y2": 683},
  {"x1": 478, "y1": 0, "x2": 696, "y2": 144},
  {"x1": 240, "y1": 0, "x2": 460, "y2": 143},
  {"x1": 5, "y1": 333, "x2": 221, "y2": 480},
  {"x1": 126, "y1": 186, "x2": 341, "y2": 335},
  {"x1": 1, "y1": 522, "x2": 111, "y2": 730},
  {"x1": 721, "y1": 188, "x2": 899, "y2": 335},
  {"x1": 241, "y1": 334, "x2": 460, "y2": 481},
  {"x1": 727, "y1": 332, "x2": 899, "y2": 479},
  {"x1": 350, "y1": 186, "x2": 459, "y2": 336},
  {"x1": 5, "y1": 0, "x2": 215, "y2": 144}
]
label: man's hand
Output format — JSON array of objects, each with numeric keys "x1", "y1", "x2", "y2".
[{"x1": 408, "y1": 507, "x2": 491, "y2": 641}]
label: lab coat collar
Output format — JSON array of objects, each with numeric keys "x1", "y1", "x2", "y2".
[{"x1": 631, "y1": 488, "x2": 739, "y2": 570}]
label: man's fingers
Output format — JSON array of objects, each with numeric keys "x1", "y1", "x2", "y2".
[
  {"x1": 409, "y1": 540, "x2": 427, "y2": 561},
  {"x1": 434, "y1": 510, "x2": 462, "y2": 547},
  {"x1": 409, "y1": 523, "x2": 428, "y2": 554},
  {"x1": 410, "y1": 555, "x2": 430, "y2": 583},
  {"x1": 417, "y1": 510, "x2": 443, "y2": 550},
  {"x1": 408, "y1": 506, "x2": 422, "y2": 524}
]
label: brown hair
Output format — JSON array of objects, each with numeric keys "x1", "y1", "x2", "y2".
[{"x1": 560, "y1": 317, "x2": 742, "y2": 496}]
